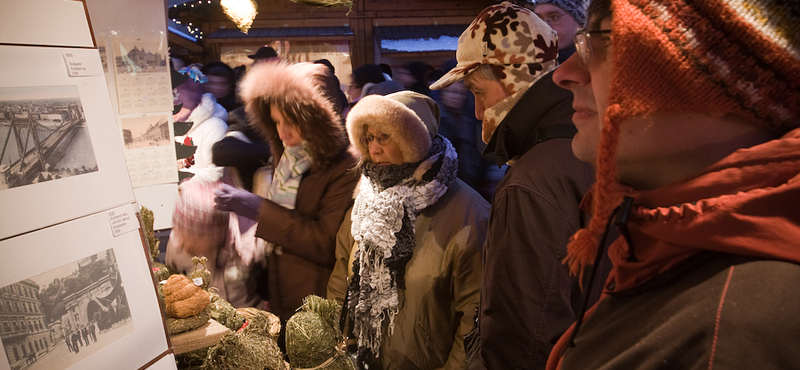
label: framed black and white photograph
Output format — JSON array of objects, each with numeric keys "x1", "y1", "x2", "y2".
[
  {"x1": 0, "y1": 45, "x2": 135, "y2": 240},
  {"x1": 0, "y1": 249, "x2": 133, "y2": 370},
  {"x1": 0, "y1": 204, "x2": 170, "y2": 370},
  {"x1": 0, "y1": 85, "x2": 98, "y2": 190}
]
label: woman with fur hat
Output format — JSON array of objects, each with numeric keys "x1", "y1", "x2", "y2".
[
  {"x1": 327, "y1": 91, "x2": 489, "y2": 369},
  {"x1": 213, "y1": 62, "x2": 360, "y2": 324}
]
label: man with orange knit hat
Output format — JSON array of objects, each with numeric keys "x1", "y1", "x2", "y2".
[{"x1": 551, "y1": 0, "x2": 800, "y2": 368}]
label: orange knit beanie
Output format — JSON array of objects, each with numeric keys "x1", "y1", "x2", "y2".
[{"x1": 565, "y1": 0, "x2": 800, "y2": 278}]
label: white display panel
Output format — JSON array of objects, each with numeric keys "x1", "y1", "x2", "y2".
[
  {"x1": 0, "y1": 204, "x2": 170, "y2": 370},
  {"x1": 0, "y1": 0, "x2": 94, "y2": 48},
  {"x1": 0, "y1": 45, "x2": 135, "y2": 240}
]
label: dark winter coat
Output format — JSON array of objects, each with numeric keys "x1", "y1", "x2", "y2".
[{"x1": 476, "y1": 71, "x2": 600, "y2": 370}]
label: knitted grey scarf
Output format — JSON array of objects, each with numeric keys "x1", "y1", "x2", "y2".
[{"x1": 347, "y1": 136, "x2": 458, "y2": 359}]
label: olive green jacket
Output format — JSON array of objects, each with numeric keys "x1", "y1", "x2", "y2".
[{"x1": 328, "y1": 179, "x2": 489, "y2": 370}]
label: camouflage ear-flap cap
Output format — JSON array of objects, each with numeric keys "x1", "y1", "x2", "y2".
[{"x1": 431, "y1": 1, "x2": 558, "y2": 91}]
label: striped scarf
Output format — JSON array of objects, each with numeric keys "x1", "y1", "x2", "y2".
[{"x1": 267, "y1": 142, "x2": 312, "y2": 210}]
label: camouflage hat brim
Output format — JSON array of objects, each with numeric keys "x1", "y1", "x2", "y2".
[{"x1": 430, "y1": 62, "x2": 480, "y2": 90}]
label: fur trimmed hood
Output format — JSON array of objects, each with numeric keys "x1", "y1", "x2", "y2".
[
  {"x1": 239, "y1": 61, "x2": 348, "y2": 171},
  {"x1": 346, "y1": 91, "x2": 440, "y2": 164}
]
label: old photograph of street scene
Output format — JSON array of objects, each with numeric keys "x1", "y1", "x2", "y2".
[
  {"x1": 121, "y1": 115, "x2": 170, "y2": 149},
  {"x1": 0, "y1": 86, "x2": 98, "y2": 190},
  {"x1": 0, "y1": 249, "x2": 133, "y2": 370}
]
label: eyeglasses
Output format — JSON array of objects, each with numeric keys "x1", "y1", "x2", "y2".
[
  {"x1": 538, "y1": 12, "x2": 568, "y2": 25},
  {"x1": 574, "y1": 30, "x2": 612, "y2": 65},
  {"x1": 360, "y1": 133, "x2": 391, "y2": 146}
]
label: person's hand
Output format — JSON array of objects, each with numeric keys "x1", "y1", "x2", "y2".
[{"x1": 213, "y1": 184, "x2": 263, "y2": 220}]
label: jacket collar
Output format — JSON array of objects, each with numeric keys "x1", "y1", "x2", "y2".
[
  {"x1": 483, "y1": 70, "x2": 574, "y2": 166},
  {"x1": 606, "y1": 128, "x2": 800, "y2": 292}
]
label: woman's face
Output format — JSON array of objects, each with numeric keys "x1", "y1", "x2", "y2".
[
  {"x1": 364, "y1": 126, "x2": 404, "y2": 165},
  {"x1": 270, "y1": 105, "x2": 303, "y2": 147}
]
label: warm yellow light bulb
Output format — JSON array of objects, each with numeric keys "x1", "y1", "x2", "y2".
[{"x1": 221, "y1": 0, "x2": 258, "y2": 34}]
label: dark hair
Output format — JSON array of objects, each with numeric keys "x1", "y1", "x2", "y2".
[
  {"x1": 379, "y1": 63, "x2": 393, "y2": 78},
  {"x1": 352, "y1": 64, "x2": 386, "y2": 88},
  {"x1": 201, "y1": 61, "x2": 235, "y2": 81},
  {"x1": 405, "y1": 61, "x2": 434, "y2": 83},
  {"x1": 587, "y1": 0, "x2": 612, "y2": 30},
  {"x1": 314, "y1": 59, "x2": 335, "y2": 74}
]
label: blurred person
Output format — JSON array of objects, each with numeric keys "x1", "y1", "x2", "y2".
[
  {"x1": 232, "y1": 64, "x2": 247, "y2": 83},
  {"x1": 211, "y1": 108, "x2": 271, "y2": 192},
  {"x1": 435, "y1": 60, "x2": 493, "y2": 200},
  {"x1": 532, "y1": 0, "x2": 589, "y2": 63},
  {"x1": 201, "y1": 61, "x2": 241, "y2": 112},
  {"x1": 347, "y1": 63, "x2": 384, "y2": 104},
  {"x1": 395, "y1": 61, "x2": 434, "y2": 96},
  {"x1": 172, "y1": 66, "x2": 228, "y2": 183},
  {"x1": 347, "y1": 63, "x2": 403, "y2": 106},
  {"x1": 328, "y1": 91, "x2": 489, "y2": 369},
  {"x1": 213, "y1": 61, "x2": 360, "y2": 325},
  {"x1": 431, "y1": 2, "x2": 600, "y2": 369},
  {"x1": 312, "y1": 59, "x2": 348, "y2": 118},
  {"x1": 548, "y1": 0, "x2": 800, "y2": 369}
]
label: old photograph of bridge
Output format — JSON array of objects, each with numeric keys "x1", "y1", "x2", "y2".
[
  {"x1": 0, "y1": 249, "x2": 133, "y2": 370},
  {"x1": 0, "y1": 85, "x2": 99, "y2": 190}
]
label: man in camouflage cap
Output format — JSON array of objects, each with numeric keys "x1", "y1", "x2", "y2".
[{"x1": 431, "y1": 2, "x2": 602, "y2": 369}]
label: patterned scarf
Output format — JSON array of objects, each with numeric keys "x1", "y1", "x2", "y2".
[
  {"x1": 267, "y1": 141, "x2": 312, "y2": 210},
  {"x1": 347, "y1": 136, "x2": 458, "y2": 359}
]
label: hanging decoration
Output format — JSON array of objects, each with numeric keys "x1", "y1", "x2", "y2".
[{"x1": 221, "y1": 0, "x2": 258, "y2": 34}]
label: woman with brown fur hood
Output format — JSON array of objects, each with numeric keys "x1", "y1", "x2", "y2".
[{"x1": 214, "y1": 62, "x2": 360, "y2": 324}]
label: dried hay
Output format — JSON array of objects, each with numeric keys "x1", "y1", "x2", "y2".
[
  {"x1": 167, "y1": 308, "x2": 211, "y2": 335},
  {"x1": 202, "y1": 309, "x2": 287, "y2": 370},
  {"x1": 286, "y1": 295, "x2": 354, "y2": 370}
]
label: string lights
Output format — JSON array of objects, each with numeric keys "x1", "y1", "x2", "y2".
[{"x1": 169, "y1": 0, "x2": 215, "y2": 40}]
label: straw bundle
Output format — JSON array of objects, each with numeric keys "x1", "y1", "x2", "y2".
[
  {"x1": 208, "y1": 292, "x2": 247, "y2": 331},
  {"x1": 168, "y1": 308, "x2": 211, "y2": 335},
  {"x1": 202, "y1": 309, "x2": 287, "y2": 370},
  {"x1": 286, "y1": 295, "x2": 354, "y2": 370}
]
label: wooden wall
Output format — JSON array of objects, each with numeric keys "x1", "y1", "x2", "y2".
[{"x1": 169, "y1": 0, "x2": 497, "y2": 68}]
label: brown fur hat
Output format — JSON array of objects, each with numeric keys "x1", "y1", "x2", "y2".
[
  {"x1": 238, "y1": 61, "x2": 348, "y2": 171},
  {"x1": 346, "y1": 91, "x2": 440, "y2": 163}
]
